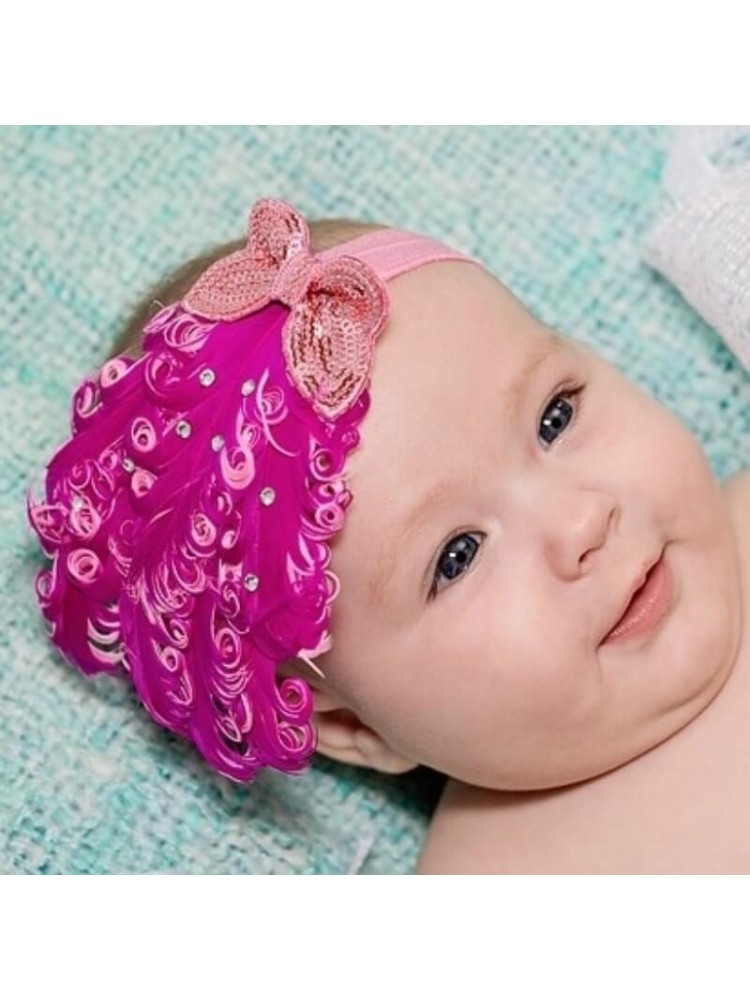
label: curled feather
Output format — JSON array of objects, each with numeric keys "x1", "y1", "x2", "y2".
[{"x1": 27, "y1": 297, "x2": 369, "y2": 781}]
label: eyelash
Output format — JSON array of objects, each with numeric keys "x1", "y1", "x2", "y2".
[{"x1": 426, "y1": 380, "x2": 587, "y2": 600}]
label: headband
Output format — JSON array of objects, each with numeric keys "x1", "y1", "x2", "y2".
[{"x1": 27, "y1": 197, "x2": 483, "y2": 782}]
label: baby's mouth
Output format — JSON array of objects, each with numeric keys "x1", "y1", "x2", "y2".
[{"x1": 601, "y1": 550, "x2": 673, "y2": 645}]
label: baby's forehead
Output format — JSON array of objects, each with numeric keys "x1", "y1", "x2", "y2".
[
  {"x1": 346, "y1": 267, "x2": 572, "y2": 488},
  {"x1": 382, "y1": 262, "x2": 566, "y2": 388},
  {"x1": 393, "y1": 259, "x2": 538, "y2": 328}
]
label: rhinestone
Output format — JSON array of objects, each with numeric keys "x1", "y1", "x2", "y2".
[
  {"x1": 241, "y1": 379, "x2": 256, "y2": 396},
  {"x1": 259, "y1": 487, "x2": 276, "y2": 506},
  {"x1": 243, "y1": 573, "x2": 259, "y2": 592},
  {"x1": 176, "y1": 420, "x2": 192, "y2": 438},
  {"x1": 211, "y1": 434, "x2": 224, "y2": 452},
  {"x1": 122, "y1": 457, "x2": 135, "y2": 472},
  {"x1": 199, "y1": 368, "x2": 216, "y2": 387},
  {"x1": 71, "y1": 496, "x2": 84, "y2": 511}
]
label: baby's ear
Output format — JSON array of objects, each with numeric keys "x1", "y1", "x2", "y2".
[
  {"x1": 310, "y1": 686, "x2": 417, "y2": 775},
  {"x1": 281, "y1": 658, "x2": 416, "y2": 774}
]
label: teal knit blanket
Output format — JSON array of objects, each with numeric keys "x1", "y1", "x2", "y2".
[{"x1": 2, "y1": 126, "x2": 748, "y2": 873}]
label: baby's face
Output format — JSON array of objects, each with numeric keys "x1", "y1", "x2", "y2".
[{"x1": 319, "y1": 262, "x2": 743, "y2": 790}]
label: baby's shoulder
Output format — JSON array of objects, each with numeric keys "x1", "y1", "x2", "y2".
[{"x1": 416, "y1": 779, "x2": 609, "y2": 874}]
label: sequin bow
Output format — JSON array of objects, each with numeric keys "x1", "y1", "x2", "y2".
[{"x1": 182, "y1": 197, "x2": 390, "y2": 421}]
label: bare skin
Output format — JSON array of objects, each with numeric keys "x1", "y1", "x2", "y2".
[{"x1": 417, "y1": 471, "x2": 750, "y2": 873}]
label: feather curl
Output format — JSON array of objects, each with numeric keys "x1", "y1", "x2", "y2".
[{"x1": 27, "y1": 298, "x2": 368, "y2": 781}]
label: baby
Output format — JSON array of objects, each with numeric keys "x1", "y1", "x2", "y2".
[{"x1": 30, "y1": 198, "x2": 750, "y2": 873}]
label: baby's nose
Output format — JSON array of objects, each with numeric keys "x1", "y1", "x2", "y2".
[{"x1": 538, "y1": 484, "x2": 618, "y2": 580}]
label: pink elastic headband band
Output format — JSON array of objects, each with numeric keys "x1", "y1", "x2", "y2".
[
  {"x1": 317, "y1": 226, "x2": 480, "y2": 278},
  {"x1": 27, "y1": 197, "x2": 484, "y2": 782}
]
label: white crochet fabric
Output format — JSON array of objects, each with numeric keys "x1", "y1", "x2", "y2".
[{"x1": 643, "y1": 126, "x2": 750, "y2": 370}]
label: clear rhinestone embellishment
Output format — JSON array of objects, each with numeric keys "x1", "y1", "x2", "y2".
[
  {"x1": 259, "y1": 487, "x2": 276, "y2": 506},
  {"x1": 71, "y1": 496, "x2": 84, "y2": 511},
  {"x1": 243, "y1": 573, "x2": 259, "y2": 592},
  {"x1": 211, "y1": 434, "x2": 224, "y2": 452},
  {"x1": 241, "y1": 379, "x2": 256, "y2": 396},
  {"x1": 176, "y1": 420, "x2": 192, "y2": 438},
  {"x1": 199, "y1": 368, "x2": 216, "y2": 387},
  {"x1": 122, "y1": 457, "x2": 135, "y2": 472}
]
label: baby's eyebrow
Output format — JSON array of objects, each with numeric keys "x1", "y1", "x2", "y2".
[
  {"x1": 501, "y1": 329, "x2": 565, "y2": 420},
  {"x1": 369, "y1": 330, "x2": 565, "y2": 605}
]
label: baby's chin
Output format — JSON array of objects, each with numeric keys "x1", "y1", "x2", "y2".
[
  {"x1": 580, "y1": 641, "x2": 741, "y2": 789},
  {"x1": 539, "y1": 666, "x2": 739, "y2": 793},
  {"x1": 452, "y1": 658, "x2": 740, "y2": 794}
]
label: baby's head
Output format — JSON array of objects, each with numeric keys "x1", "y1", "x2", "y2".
[
  {"x1": 29, "y1": 198, "x2": 744, "y2": 793},
  {"x1": 314, "y1": 256, "x2": 743, "y2": 789}
]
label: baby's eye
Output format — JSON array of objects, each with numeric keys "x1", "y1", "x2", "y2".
[
  {"x1": 428, "y1": 532, "x2": 484, "y2": 600},
  {"x1": 427, "y1": 382, "x2": 586, "y2": 601},
  {"x1": 538, "y1": 382, "x2": 585, "y2": 446}
]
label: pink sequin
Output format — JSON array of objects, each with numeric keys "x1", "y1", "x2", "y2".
[{"x1": 183, "y1": 198, "x2": 390, "y2": 421}]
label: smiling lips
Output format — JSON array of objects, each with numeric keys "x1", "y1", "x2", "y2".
[{"x1": 601, "y1": 551, "x2": 674, "y2": 645}]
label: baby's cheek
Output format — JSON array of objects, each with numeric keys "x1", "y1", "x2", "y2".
[
  {"x1": 614, "y1": 388, "x2": 710, "y2": 520},
  {"x1": 653, "y1": 415, "x2": 721, "y2": 534},
  {"x1": 487, "y1": 607, "x2": 587, "y2": 726}
]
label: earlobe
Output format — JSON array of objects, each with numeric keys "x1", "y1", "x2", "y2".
[
  {"x1": 350, "y1": 724, "x2": 418, "y2": 775},
  {"x1": 312, "y1": 690, "x2": 417, "y2": 775}
]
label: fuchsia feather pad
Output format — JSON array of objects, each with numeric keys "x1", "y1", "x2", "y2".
[{"x1": 27, "y1": 198, "x2": 389, "y2": 781}]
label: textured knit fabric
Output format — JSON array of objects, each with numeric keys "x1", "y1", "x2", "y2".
[
  {"x1": 643, "y1": 126, "x2": 750, "y2": 369},
  {"x1": 2, "y1": 126, "x2": 749, "y2": 874}
]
